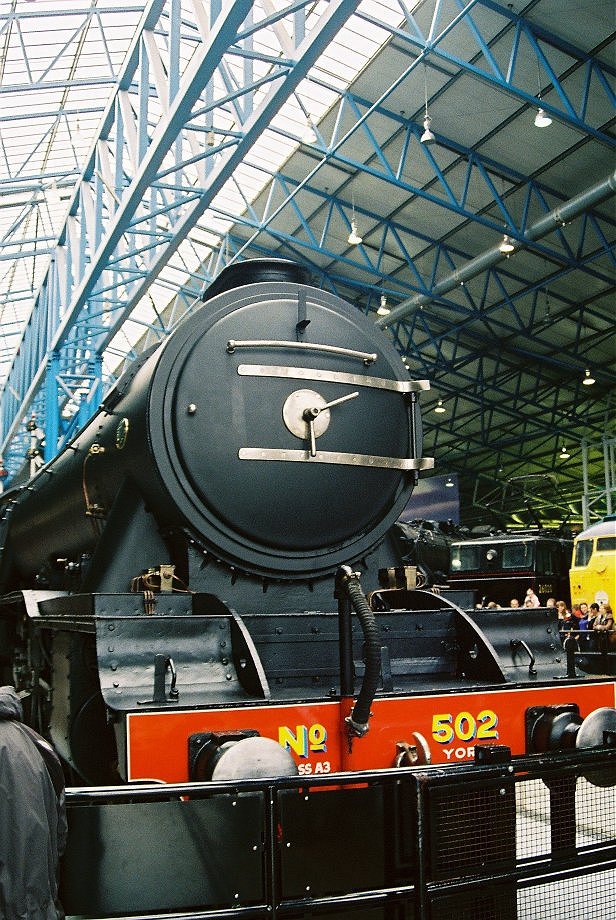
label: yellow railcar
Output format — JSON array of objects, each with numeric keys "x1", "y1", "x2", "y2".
[{"x1": 569, "y1": 515, "x2": 616, "y2": 606}]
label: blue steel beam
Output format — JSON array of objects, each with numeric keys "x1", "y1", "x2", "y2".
[
  {"x1": 0, "y1": 0, "x2": 363, "y2": 472},
  {"x1": 218, "y1": 196, "x2": 614, "y2": 350},
  {"x1": 242, "y1": 111, "x2": 616, "y2": 288},
  {"x1": 211, "y1": 160, "x2": 614, "y2": 335},
  {"x1": 377, "y1": 169, "x2": 616, "y2": 328},
  {"x1": 211, "y1": 20, "x2": 614, "y2": 289},
  {"x1": 370, "y1": 0, "x2": 616, "y2": 145},
  {"x1": 86, "y1": 0, "x2": 364, "y2": 357}
]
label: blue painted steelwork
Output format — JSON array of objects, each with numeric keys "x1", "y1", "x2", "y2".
[
  {"x1": 0, "y1": 0, "x2": 613, "y2": 501},
  {"x1": 210, "y1": 161, "x2": 615, "y2": 328},
  {"x1": 0, "y1": 0, "x2": 363, "y2": 477},
  {"x1": 240, "y1": 109, "x2": 615, "y2": 282},
  {"x1": 368, "y1": 0, "x2": 616, "y2": 145}
]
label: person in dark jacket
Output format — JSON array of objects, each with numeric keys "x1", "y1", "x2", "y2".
[{"x1": 0, "y1": 686, "x2": 67, "y2": 920}]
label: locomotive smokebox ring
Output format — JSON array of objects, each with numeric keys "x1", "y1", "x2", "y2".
[{"x1": 283, "y1": 389, "x2": 332, "y2": 441}]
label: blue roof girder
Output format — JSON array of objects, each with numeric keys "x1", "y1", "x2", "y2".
[
  {"x1": 359, "y1": 0, "x2": 616, "y2": 146},
  {"x1": 238, "y1": 108, "x2": 615, "y2": 286},
  {"x1": 87, "y1": 0, "x2": 364, "y2": 358},
  {"x1": 395, "y1": 294, "x2": 616, "y2": 392},
  {"x1": 302, "y1": 143, "x2": 615, "y2": 273},
  {"x1": 389, "y1": 318, "x2": 612, "y2": 431},
  {"x1": 214, "y1": 203, "x2": 477, "y2": 306},
  {"x1": 5, "y1": 0, "x2": 366, "y2": 464},
  {"x1": 213, "y1": 170, "x2": 614, "y2": 327},
  {"x1": 430, "y1": 416, "x2": 609, "y2": 482},
  {"x1": 393, "y1": 249, "x2": 616, "y2": 364}
]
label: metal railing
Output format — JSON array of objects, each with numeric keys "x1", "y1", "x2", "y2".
[
  {"x1": 60, "y1": 746, "x2": 616, "y2": 920},
  {"x1": 561, "y1": 628, "x2": 615, "y2": 677}
]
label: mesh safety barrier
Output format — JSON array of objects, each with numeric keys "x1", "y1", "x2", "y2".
[{"x1": 61, "y1": 747, "x2": 615, "y2": 920}]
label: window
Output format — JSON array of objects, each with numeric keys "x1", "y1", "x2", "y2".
[
  {"x1": 574, "y1": 539, "x2": 593, "y2": 566},
  {"x1": 535, "y1": 542, "x2": 559, "y2": 575},
  {"x1": 596, "y1": 537, "x2": 616, "y2": 552},
  {"x1": 502, "y1": 542, "x2": 533, "y2": 570},
  {"x1": 450, "y1": 545, "x2": 480, "y2": 571}
]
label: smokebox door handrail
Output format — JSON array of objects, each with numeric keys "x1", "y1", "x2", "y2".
[{"x1": 227, "y1": 339, "x2": 378, "y2": 365}]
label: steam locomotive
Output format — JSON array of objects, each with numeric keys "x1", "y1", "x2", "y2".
[{"x1": 0, "y1": 260, "x2": 613, "y2": 786}]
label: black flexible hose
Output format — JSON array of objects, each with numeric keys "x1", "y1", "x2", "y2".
[{"x1": 344, "y1": 573, "x2": 381, "y2": 736}]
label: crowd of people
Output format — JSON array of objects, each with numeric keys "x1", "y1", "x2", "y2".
[
  {"x1": 479, "y1": 591, "x2": 615, "y2": 638},
  {"x1": 553, "y1": 600, "x2": 614, "y2": 636}
]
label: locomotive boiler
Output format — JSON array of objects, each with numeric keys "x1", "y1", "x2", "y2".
[{"x1": 0, "y1": 259, "x2": 613, "y2": 786}]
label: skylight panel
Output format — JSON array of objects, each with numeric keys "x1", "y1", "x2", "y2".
[{"x1": 0, "y1": 0, "x2": 420, "y2": 396}]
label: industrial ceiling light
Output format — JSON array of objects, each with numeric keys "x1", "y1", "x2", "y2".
[
  {"x1": 421, "y1": 116, "x2": 435, "y2": 144},
  {"x1": 347, "y1": 195, "x2": 362, "y2": 245},
  {"x1": 377, "y1": 294, "x2": 390, "y2": 316},
  {"x1": 534, "y1": 59, "x2": 552, "y2": 128},
  {"x1": 559, "y1": 445, "x2": 570, "y2": 460},
  {"x1": 499, "y1": 233, "x2": 515, "y2": 254},
  {"x1": 534, "y1": 107, "x2": 552, "y2": 128},
  {"x1": 206, "y1": 128, "x2": 216, "y2": 147},
  {"x1": 420, "y1": 64, "x2": 435, "y2": 144},
  {"x1": 348, "y1": 220, "x2": 363, "y2": 246},
  {"x1": 434, "y1": 399, "x2": 446, "y2": 414},
  {"x1": 302, "y1": 116, "x2": 317, "y2": 144},
  {"x1": 445, "y1": 476, "x2": 454, "y2": 488},
  {"x1": 582, "y1": 368, "x2": 595, "y2": 386}
]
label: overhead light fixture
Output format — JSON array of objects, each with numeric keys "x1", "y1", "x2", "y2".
[
  {"x1": 559, "y1": 445, "x2": 570, "y2": 460},
  {"x1": 434, "y1": 399, "x2": 446, "y2": 414},
  {"x1": 348, "y1": 220, "x2": 363, "y2": 246},
  {"x1": 582, "y1": 368, "x2": 595, "y2": 386},
  {"x1": 499, "y1": 233, "x2": 515, "y2": 254},
  {"x1": 347, "y1": 194, "x2": 362, "y2": 245},
  {"x1": 421, "y1": 116, "x2": 435, "y2": 144},
  {"x1": 533, "y1": 59, "x2": 552, "y2": 128},
  {"x1": 377, "y1": 294, "x2": 390, "y2": 316},
  {"x1": 420, "y1": 64, "x2": 435, "y2": 144},
  {"x1": 206, "y1": 129, "x2": 216, "y2": 147},
  {"x1": 445, "y1": 476, "x2": 454, "y2": 488},
  {"x1": 534, "y1": 107, "x2": 552, "y2": 128},
  {"x1": 302, "y1": 116, "x2": 317, "y2": 144}
]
